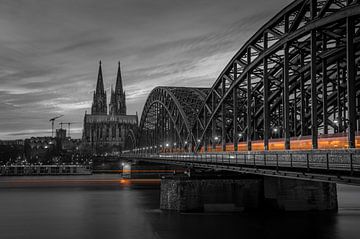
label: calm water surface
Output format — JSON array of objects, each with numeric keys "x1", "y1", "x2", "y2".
[{"x1": 0, "y1": 174, "x2": 359, "y2": 239}]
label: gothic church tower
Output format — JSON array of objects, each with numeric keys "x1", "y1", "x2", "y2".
[
  {"x1": 91, "y1": 61, "x2": 107, "y2": 115},
  {"x1": 109, "y1": 62, "x2": 126, "y2": 115}
]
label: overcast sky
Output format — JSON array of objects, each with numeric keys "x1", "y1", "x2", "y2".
[{"x1": 0, "y1": 0, "x2": 290, "y2": 140}]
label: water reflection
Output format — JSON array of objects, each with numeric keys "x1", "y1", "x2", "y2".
[{"x1": 0, "y1": 175, "x2": 359, "y2": 239}]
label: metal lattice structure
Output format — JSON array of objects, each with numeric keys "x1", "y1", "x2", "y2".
[
  {"x1": 137, "y1": 87, "x2": 209, "y2": 151},
  {"x1": 193, "y1": 0, "x2": 360, "y2": 152},
  {"x1": 134, "y1": 0, "x2": 360, "y2": 153}
]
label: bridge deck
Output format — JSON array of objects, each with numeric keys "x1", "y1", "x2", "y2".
[{"x1": 123, "y1": 150, "x2": 360, "y2": 185}]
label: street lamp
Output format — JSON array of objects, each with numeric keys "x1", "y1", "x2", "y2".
[
  {"x1": 272, "y1": 127, "x2": 279, "y2": 138},
  {"x1": 238, "y1": 133, "x2": 243, "y2": 141}
]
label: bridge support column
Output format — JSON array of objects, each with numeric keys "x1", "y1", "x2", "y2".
[
  {"x1": 160, "y1": 176, "x2": 338, "y2": 212},
  {"x1": 263, "y1": 176, "x2": 338, "y2": 211},
  {"x1": 160, "y1": 177, "x2": 262, "y2": 212}
]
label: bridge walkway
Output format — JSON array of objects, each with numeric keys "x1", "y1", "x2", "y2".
[{"x1": 122, "y1": 150, "x2": 360, "y2": 185}]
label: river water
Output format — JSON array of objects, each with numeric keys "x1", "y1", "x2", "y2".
[{"x1": 0, "y1": 174, "x2": 359, "y2": 239}]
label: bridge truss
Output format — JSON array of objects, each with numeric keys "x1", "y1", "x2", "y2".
[
  {"x1": 135, "y1": 0, "x2": 360, "y2": 153},
  {"x1": 136, "y1": 87, "x2": 209, "y2": 152},
  {"x1": 194, "y1": 0, "x2": 360, "y2": 152}
]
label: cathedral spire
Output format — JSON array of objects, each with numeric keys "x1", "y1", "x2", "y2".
[
  {"x1": 91, "y1": 60, "x2": 107, "y2": 115},
  {"x1": 115, "y1": 61, "x2": 123, "y2": 95},
  {"x1": 109, "y1": 61, "x2": 126, "y2": 115},
  {"x1": 96, "y1": 60, "x2": 105, "y2": 94}
]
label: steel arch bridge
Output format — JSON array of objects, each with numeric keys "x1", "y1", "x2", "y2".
[
  {"x1": 135, "y1": 0, "x2": 360, "y2": 153},
  {"x1": 136, "y1": 86, "x2": 209, "y2": 152}
]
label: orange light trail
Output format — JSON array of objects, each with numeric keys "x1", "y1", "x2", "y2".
[
  {"x1": 196, "y1": 134, "x2": 360, "y2": 152},
  {"x1": 94, "y1": 169, "x2": 184, "y2": 173},
  {"x1": 0, "y1": 178, "x2": 161, "y2": 187}
]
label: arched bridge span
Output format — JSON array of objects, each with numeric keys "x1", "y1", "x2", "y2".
[
  {"x1": 192, "y1": 0, "x2": 360, "y2": 152},
  {"x1": 136, "y1": 87, "x2": 209, "y2": 151},
  {"x1": 122, "y1": 0, "x2": 360, "y2": 186},
  {"x1": 131, "y1": 0, "x2": 360, "y2": 153}
]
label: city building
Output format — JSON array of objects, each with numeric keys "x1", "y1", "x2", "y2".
[
  {"x1": 82, "y1": 61, "x2": 138, "y2": 154},
  {"x1": 24, "y1": 137, "x2": 57, "y2": 163},
  {"x1": 0, "y1": 140, "x2": 25, "y2": 164},
  {"x1": 56, "y1": 128, "x2": 81, "y2": 154},
  {"x1": 56, "y1": 128, "x2": 67, "y2": 140}
]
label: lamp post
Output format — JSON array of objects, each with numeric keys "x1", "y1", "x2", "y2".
[{"x1": 272, "y1": 127, "x2": 279, "y2": 138}]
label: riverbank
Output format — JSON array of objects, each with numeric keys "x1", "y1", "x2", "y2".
[{"x1": 0, "y1": 165, "x2": 91, "y2": 176}]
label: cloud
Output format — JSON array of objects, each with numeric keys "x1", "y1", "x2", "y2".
[
  {"x1": 0, "y1": 129, "x2": 52, "y2": 139},
  {"x1": 0, "y1": 0, "x2": 291, "y2": 140},
  {"x1": 38, "y1": 99, "x2": 92, "y2": 112},
  {"x1": 53, "y1": 35, "x2": 113, "y2": 54}
]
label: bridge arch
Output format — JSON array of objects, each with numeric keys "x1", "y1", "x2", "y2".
[
  {"x1": 137, "y1": 86, "x2": 209, "y2": 152},
  {"x1": 192, "y1": 0, "x2": 360, "y2": 151}
]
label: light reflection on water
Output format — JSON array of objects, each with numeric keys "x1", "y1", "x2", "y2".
[{"x1": 0, "y1": 175, "x2": 359, "y2": 239}]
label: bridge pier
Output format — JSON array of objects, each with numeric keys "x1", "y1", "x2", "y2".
[
  {"x1": 160, "y1": 177, "x2": 262, "y2": 212},
  {"x1": 160, "y1": 176, "x2": 338, "y2": 212},
  {"x1": 263, "y1": 177, "x2": 338, "y2": 211}
]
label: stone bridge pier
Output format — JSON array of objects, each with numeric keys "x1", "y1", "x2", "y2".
[{"x1": 160, "y1": 176, "x2": 338, "y2": 212}]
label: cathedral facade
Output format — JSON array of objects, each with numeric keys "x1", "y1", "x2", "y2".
[{"x1": 82, "y1": 61, "x2": 138, "y2": 154}]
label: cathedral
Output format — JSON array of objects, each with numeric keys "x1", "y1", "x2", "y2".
[{"x1": 82, "y1": 61, "x2": 138, "y2": 154}]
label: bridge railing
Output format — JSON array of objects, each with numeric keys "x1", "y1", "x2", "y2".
[{"x1": 124, "y1": 150, "x2": 360, "y2": 175}]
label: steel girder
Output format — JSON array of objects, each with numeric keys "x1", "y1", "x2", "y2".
[
  {"x1": 193, "y1": 0, "x2": 360, "y2": 151},
  {"x1": 137, "y1": 87, "x2": 209, "y2": 151}
]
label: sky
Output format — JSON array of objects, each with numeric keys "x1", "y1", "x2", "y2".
[{"x1": 0, "y1": 0, "x2": 290, "y2": 140}]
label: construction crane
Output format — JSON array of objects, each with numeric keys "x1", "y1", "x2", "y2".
[
  {"x1": 49, "y1": 115, "x2": 64, "y2": 137},
  {"x1": 59, "y1": 122, "x2": 79, "y2": 137}
]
